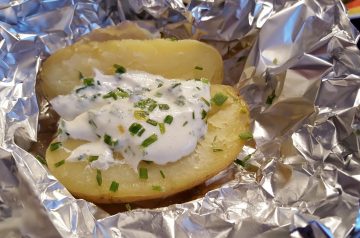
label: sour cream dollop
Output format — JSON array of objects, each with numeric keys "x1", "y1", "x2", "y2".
[{"x1": 50, "y1": 69, "x2": 211, "y2": 170}]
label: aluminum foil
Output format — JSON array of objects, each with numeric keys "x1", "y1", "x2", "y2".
[{"x1": 0, "y1": 0, "x2": 359, "y2": 237}]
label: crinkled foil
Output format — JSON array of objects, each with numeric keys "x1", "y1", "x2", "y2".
[{"x1": 0, "y1": 0, "x2": 359, "y2": 237}]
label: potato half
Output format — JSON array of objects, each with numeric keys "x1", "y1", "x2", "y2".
[
  {"x1": 46, "y1": 85, "x2": 250, "y2": 203},
  {"x1": 40, "y1": 39, "x2": 224, "y2": 99}
]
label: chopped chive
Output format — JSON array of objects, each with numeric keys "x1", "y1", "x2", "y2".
[
  {"x1": 146, "y1": 119, "x2": 158, "y2": 126},
  {"x1": 239, "y1": 132, "x2": 253, "y2": 141},
  {"x1": 152, "y1": 185, "x2": 162, "y2": 191},
  {"x1": 192, "y1": 111, "x2": 195, "y2": 119},
  {"x1": 109, "y1": 181, "x2": 119, "y2": 192},
  {"x1": 83, "y1": 77, "x2": 94, "y2": 86},
  {"x1": 113, "y1": 64, "x2": 126, "y2": 74},
  {"x1": 79, "y1": 71, "x2": 84, "y2": 79},
  {"x1": 54, "y1": 160, "x2": 65, "y2": 168},
  {"x1": 129, "y1": 122, "x2": 143, "y2": 135},
  {"x1": 35, "y1": 155, "x2": 47, "y2": 165},
  {"x1": 175, "y1": 95, "x2": 185, "y2": 106},
  {"x1": 137, "y1": 128, "x2": 146, "y2": 137},
  {"x1": 164, "y1": 115, "x2": 173, "y2": 124},
  {"x1": 158, "y1": 104, "x2": 170, "y2": 110},
  {"x1": 194, "y1": 66, "x2": 203, "y2": 70},
  {"x1": 171, "y1": 82, "x2": 181, "y2": 89},
  {"x1": 201, "y1": 97, "x2": 210, "y2": 106},
  {"x1": 134, "y1": 110, "x2": 148, "y2": 120},
  {"x1": 160, "y1": 170, "x2": 165, "y2": 179},
  {"x1": 88, "y1": 119, "x2": 97, "y2": 128},
  {"x1": 196, "y1": 86, "x2": 201, "y2": 91},
  {"x1": 141, "y1": 134, "x2": 158, "y2": 148},
  {"x1": 103, "y1": 134, "x2": 118, "y2": 147},
  {"x1": 155, "y1": 92, "x2": 162, "y2": 97},
  {"x1": 139, "y1": 167, "x2": 148, "y2": 179},
  {"x1": 50, "y1": 142, "x2": 62, "y2": 151},
  {"x1": 266, "y1": 90, "x2": 276, "y2": 105},
  {"x1": 183, "y1": 121, "x2": 188, "y2": 126},
  {"x1": 88, "y1": 155, "x2": 99, "y2": 162},
  {"x1": 201, "y1": 78, "x2": 209, "y2": 84},
  {"x1": 212, "y1": 93, "x2": 228, "y2": 106},
  {"x1": 96, "y1": 170, "x2": 102, "y2": 186},
  {"x1": 143, "y1": 160, "x2": 153, "y2": 164},
  {"x1": 157, "y1": 83, "x2": 163, "y2": 88},
  {"x1": 213, "y1": 148, "x2": 223, "y2": 152},
  {"x1": 148, "y1": 103, "x2": 157, "y2": 112},
  {"x1": 273, "y1": 58, "x2": 278, "y2": 64},
  {"x1": 75, "y1": 86, "x2": 87, "y2": 93},
  {"x1": 103, "y1": 91, "x2": 118, "y2": 100},
  {"x1": 201, "y1": 109, "x2": 207, "y2": 120},
  {"x1": 125, "y1": 203, "x2": 132, "y2": 211},
  {"x1": 234, "y1": 154, "x2": 252, "y2": 167},
  {"x1": 159, "y1": 123, "x2": 165, "y2": 134},
  {"x1": 134, "y1": 98, "x2": 157, "y2": 109}
]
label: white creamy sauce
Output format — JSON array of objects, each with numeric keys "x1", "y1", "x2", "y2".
[{"x1": 50, "y1": 69, "x2": 211, "y2": 170}]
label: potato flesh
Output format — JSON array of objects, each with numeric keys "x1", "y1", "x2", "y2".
[
  {"x1": 40, "y1": 39, "x2": 224, "y2": 99},
  {"x1": 45, "y1": 85, "x2": 250, "y2": 203}
]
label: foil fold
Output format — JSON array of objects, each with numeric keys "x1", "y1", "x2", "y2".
[{"x1": 0, "y1": 0, "x2": 360, "y2": 237}]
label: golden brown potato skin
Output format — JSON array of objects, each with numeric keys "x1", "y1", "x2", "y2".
[
  {"x1": 40, "y1": 39, "x2": 224, "y2": 99},
  {"x1": 45, "y1": 85, "x2": 250, "y2": 203}
]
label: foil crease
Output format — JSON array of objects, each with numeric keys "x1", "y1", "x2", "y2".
[{"x1": 0, "y1": 0, "x2": 359, "y2": 237}]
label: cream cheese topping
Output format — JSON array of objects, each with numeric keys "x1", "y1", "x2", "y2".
[{"x1": 50, "y1": 69, "x2": 211, "y2": 170}]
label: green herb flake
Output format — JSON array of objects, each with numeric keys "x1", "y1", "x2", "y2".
[
  {"x1": 234, "y1": 154, "x2": 252, "y2": 167},
  {"x1": 54, "y1": 160, "x2": 65, "y2": 168},
  {"x1": 143, "y1": 160, "x2": 153, "y2": 164},
  {"x1": 134, "y1": 98, "x2": 157, "y2": 110},
  {"x1": 139, "y1": 167, "x2": 148, "y2": 179},
  {"x1": 239, "y1": 132, "x2": 253, "y2": 141},
  {"x1": 125, "y1": 203, "x2": 132, "y2": 211},
  {"x1": 159, "y1": 104, "x2": 170, "y2": 110},
  {"x1": 109, "y1": 181, "x2": 119, "y2": 192},
  {"x1": 164, "y1": 115, "x2": 173, "y2": 124},
  {"x1": 103, "y1": 134, "x2": 118, "y2": 147},
  {"x1": 35, "y1": 155, "x2": 47, "y2": 166},
  {"x1": 194, "y1": 66, "x2": 203, "y2": 70},
  {"x1": 88, "y1": 119, "x2": 97, "y2": 128},
  {"x1": 212, "y1": 93, "x2": 228, "y2": 106},
  {"x1": 155, "y1": 92, "x2": 162, "y2": 97},
  {"x1": 75, "y1": 86, "x2": 87, "y2": 94},
  {"x1": 159, "y1": 123, "x2": 165, "y2": 134},
  {"x1": 213, "y1": 148, "x2": 223, "y2": 152},
  {"x1": 192, "y1": 111, "x2": 195, "y2": 119},
  {"x1": 201, "y1": 109, "x2": 207, "y2": 120},
  {"x1": 79, "y1": 71, "x2": 84, "y2": 79},
  {"x1": 266, "y1": 90, "x2": 276, "y2": 105},
  {"x1": 183, "y1": 121, "x2": 188, "y2": 127},
  {"x1": 201, "y1": 97, "x2": 210, "y2": 107},
  {"x1": 88, "y1": 155, "x2": 99, "y2": 162},
  {"x1": 141, "y1": 134, "x2": 158, "y2": 148},
  {"x1": 113, "y1": 64, "x2": 126, "y2": 74},
  {"x1": 129, "y1": 122, "x2": 143, "y2": 135},
  {"x1": 146, "y1": 119, "x2": 158, "y2": 126},
  {"x1": 201, "y1": 77, "x2": 209, "y2": 84},
  {"x1": 137, "y1": 128, "x2": 146, "y2": 137},
  {"x1": 157, "y1": 83, "x2": 163, "y2": 88},
  {"x1": 171, "y1": 82, "x2": 181, "y2": 89},
  {"x1": 50, "y1": 142, "x2": 62, "y2": 151},
  {"x1": 134, "y1": 110, "x2": 149, "y2": 120},
  {"x1": 160, "y1": 170, "x2": 165, "y2": 179},
  {"x1": 83, "y1": 77, "x2": 95, "y2": 86},
  {"x1": 272, "y1": 58, "x2": 278, "y2": 65},
  {"x1": 152, "y1": 185, "x2": 162, "y2": 191},
  {"x1": 96, "y1": 170, "x2": 102, "y2": 186},
  {"x1": 148, "y1": 103, "x2": 157, "y2": 112}
]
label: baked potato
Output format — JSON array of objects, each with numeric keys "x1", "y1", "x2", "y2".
[{"x1": 41, "y1": 30, "x2": 249, "y2": 203}]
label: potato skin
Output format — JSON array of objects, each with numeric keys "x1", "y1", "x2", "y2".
[
  {"x1": 40, "y1": 39, "x2": 224, "y2": 99},
  {"x1": 45, "y1": 85, "x2": 250, "y2": 203}
]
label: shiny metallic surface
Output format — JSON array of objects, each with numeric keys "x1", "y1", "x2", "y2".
[{"x1": 0, "y1": 0, "x2": 359, "y2": 237}]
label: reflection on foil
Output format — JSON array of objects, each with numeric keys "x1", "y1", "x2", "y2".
[{"x1": 0, "y1": 0, "x2": 359, "y2": 237}]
